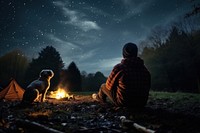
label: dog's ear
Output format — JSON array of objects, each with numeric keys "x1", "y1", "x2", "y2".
[
  {"x1": 47, "y1": 70, "x2": 54, "y2": 78},
  {"x1": 40, "y1": 69, "x2": 54, "y2": 78},
  {"x1": 40, "y1": 70, "x2": 47, "y2": 78}
]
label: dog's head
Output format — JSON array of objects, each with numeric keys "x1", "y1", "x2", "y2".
[{"x1": 40, "y1": 69, "x2": 54, "y2": 80}]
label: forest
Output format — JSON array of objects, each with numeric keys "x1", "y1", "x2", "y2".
[
  {"x1": 140, "y1": 17, "x2": 200, "y2": 93},
  {"x1": 0, "y1": 46, "x2": 107, "y2": 92}
]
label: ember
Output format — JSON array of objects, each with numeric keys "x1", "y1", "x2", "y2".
[{"x1": 49, "y1": 88, "x2": 73, "y2": 100}]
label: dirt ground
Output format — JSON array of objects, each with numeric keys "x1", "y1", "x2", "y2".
[{"x1": 0, "y1": 94, "x2": 200, "y2": 133}]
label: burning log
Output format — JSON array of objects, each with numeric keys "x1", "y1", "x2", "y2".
[
  {"x1": 57, "y1": 95, "x2": 75, "y2": 101},
  {"x1": 48, "y1": 88, "x2": 75, "y2": 101}
]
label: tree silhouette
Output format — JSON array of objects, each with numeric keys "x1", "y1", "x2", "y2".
[
  {"x1": 0, "y1": 50, "x2": 28, "y2": 87},
  {"x1": 93, "y1": 71, "x2": 107, "y2": 90},
  {"x1": 141, "y1": 25, "x2": 200, "y2": 93},
  {"x1": 25, "y1": 46, "x2": 64, "y2": 91},
  {"x1": 81, "y1": 71, "x2": 107, "y2": 91},
  {"x1": 60, "y1": 61, "x2": 82, "y2": 92},
  {"x1": 186, "y1": 0, "x2": 200, "y2": 17}
]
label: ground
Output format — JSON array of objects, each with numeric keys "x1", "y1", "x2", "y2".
[{"x1": 0, "y1": 92, "x2": 200, "y2": 133}]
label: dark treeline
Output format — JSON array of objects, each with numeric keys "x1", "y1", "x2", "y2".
[
  {"x1": 59, "y1": 61, "x2": 82, "y2": 92},
  {"x1": 0, "y1": 46, "x2": 107, "y2": 92},
  {"x1": 81, "y1": 71, "x2": 107, "y2": 91},
  {"x1": 59, "y1": 62, "x2": 107, "y2": 92},
  {"x1": 140, "y1": 16, "x2": 200, "y2": 93},
  {"x1": 138, "y1": 2, "x2": 200, "y2": 93},
  {"x1": 0, "y1": 50, "x2": 28, "y2": 88}
]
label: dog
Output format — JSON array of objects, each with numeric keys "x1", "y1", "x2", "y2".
[{"x1": 22, "y1": 69, "x2": 54, "y2": 104}]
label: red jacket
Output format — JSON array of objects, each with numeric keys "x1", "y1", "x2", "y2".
[{"x1": 106, "y1": 57, "x2": 151, "y2": 107}]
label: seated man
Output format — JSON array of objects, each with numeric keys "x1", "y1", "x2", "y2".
[{"x1": 93, "y1": 42, "x2": 151, "y2": 110}]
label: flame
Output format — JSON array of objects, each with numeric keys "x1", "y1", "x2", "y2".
[
  {"x1": 49, "y1": 88, "x2": 69, "y2": 99},
  {"x1": 55, "y1": 88, "x2": 68, "y2": 99}
]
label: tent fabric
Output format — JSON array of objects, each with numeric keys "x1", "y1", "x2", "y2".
[{"x1": 0, "y1": 79, "x2": 24, "y2": 101}]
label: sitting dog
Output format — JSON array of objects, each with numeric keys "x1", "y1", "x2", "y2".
[{"x1": 22, "y1": 69, "x2": 54, "y2": 104}]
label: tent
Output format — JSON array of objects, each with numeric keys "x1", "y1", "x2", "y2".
[{"x1": 0, "y1": 79, "x2": 25, "y2": 101}]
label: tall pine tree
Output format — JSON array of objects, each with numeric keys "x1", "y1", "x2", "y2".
[
  {"x1": 61, "y1": 61, "x2": 82, "y2": 92},
  {"x1": 25, "y1": 46, "x2": 64, "y2": 91},
  {"x1": 0, "y1": 50, "x2": 28, "y2": 87},
  {"x1": 68, "y1": 61, "x2": 82, "y2": 91}
]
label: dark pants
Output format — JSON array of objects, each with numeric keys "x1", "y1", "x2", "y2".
[
  {"x1": 97, "y1": 83, "x2": 118, "y2": 105},
  {"x1": 97, "y1": 84, "x2": 147, "y2": 110}
]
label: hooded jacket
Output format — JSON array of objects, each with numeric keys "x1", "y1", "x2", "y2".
[{"x1": 106, "y1": 57, "x2": 151, "y2": 107}]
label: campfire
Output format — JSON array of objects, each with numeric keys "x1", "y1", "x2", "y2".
[{"x1": 48, "y1": 88, "x2": 74, "y2": 100}]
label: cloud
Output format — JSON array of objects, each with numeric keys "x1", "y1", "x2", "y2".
[
  {"x1": 79, "y1": 21, "x2": 101, "y2": 32},
  {"x1": 72, "y1": 33, "x2": 101, "y2": 45},
  {"x1": 46, "y1": 34, "x2": 100, "y2": 66},
  {"x1": 121, "y1": 0, "x2": 132, "y2": 5},
  {"x1": 83, "y1": 6, "x2": 110, "y2": 17},
  {"x1": 78, "y1": 49, "x2": 97, "y2": 61},
  {"x1": 47, "y1": 34, "x2": 79, "y2": 49},
  {"x1": 79, "y1": 57, "x2": 122, "y2": 75},
  {"x1": 61, "y1": 19, "x2": 101, "y2": 32},
  {"x1": 46, "y1": 34, "x2": 82, "y2": 62},
  {"x1": 118, "y1": 0, "x2": 155, "y2": 19},
  {"x1": 99, "y1": 57, "x2": 122, "y2": 70},
  {"x1": 53, "y1": 1, "x2": 101, "y2": 31},
  {"x1": 46, "y1": 34, "x2": 83, "y2": 66},
  {"x1": 53, "y1": 1, "x2": 67, "y2": 7}
]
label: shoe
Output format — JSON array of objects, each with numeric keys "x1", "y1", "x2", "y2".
[
  {"x1": 92, "y1": 93, "x2": 107, "y2": 104},
  {"x1": 92, "y1": 93, "x2": 103, "y2": 102},
  {"x1": 92, "y1": 93, "x2": 98, "y2": 101}
]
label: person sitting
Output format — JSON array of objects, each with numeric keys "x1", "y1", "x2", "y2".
[{"x1": 93, "y1": 42, "x2": 151, "y2": 111}]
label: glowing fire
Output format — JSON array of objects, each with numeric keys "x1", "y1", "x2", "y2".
[{"x1": 49, "y1": 88, "x2": 70, "y2": 99}]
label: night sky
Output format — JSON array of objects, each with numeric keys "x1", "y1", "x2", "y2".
[{"x1": 0, "y1": 0, "x2": 191, "y2": 76}]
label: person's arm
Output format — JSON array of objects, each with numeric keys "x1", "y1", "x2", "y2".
[{"x1": 106, "y1": 65, "x2": 122, "y2": 90}]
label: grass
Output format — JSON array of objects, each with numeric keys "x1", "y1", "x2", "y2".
[
  {"x1": 72, "y1": 91, "x2": 200, "y2": 111},
  {"x1": 71, "y1": 91, "x2": 96, "y2": 96},
  {"x1": 73, "y1": 91, "x2": 200, "y2": 101},
  {"x1": 71, "y1": 91, "x2": 200, "y2": 108},
  {"x1": 148, "y1": 91, "x2": 200, "y2": 113},
  {"x1": 149, "y1": 91, "x2": 200, "y2": 101}
]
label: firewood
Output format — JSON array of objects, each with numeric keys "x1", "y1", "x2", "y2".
[
  {"x1": 121, "y1": 117, "x2": 155, "y2": 133},
  {"x1": 16, "y1": 119, "x2": 64, "y2": 133},
  {"x1": 133, "y1": 123, "x2": 155, "y2": 133}
]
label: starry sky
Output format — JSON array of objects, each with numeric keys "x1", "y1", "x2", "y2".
[{"x1": 0, "y1": 0, "x2": 192, "y2": 76}]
